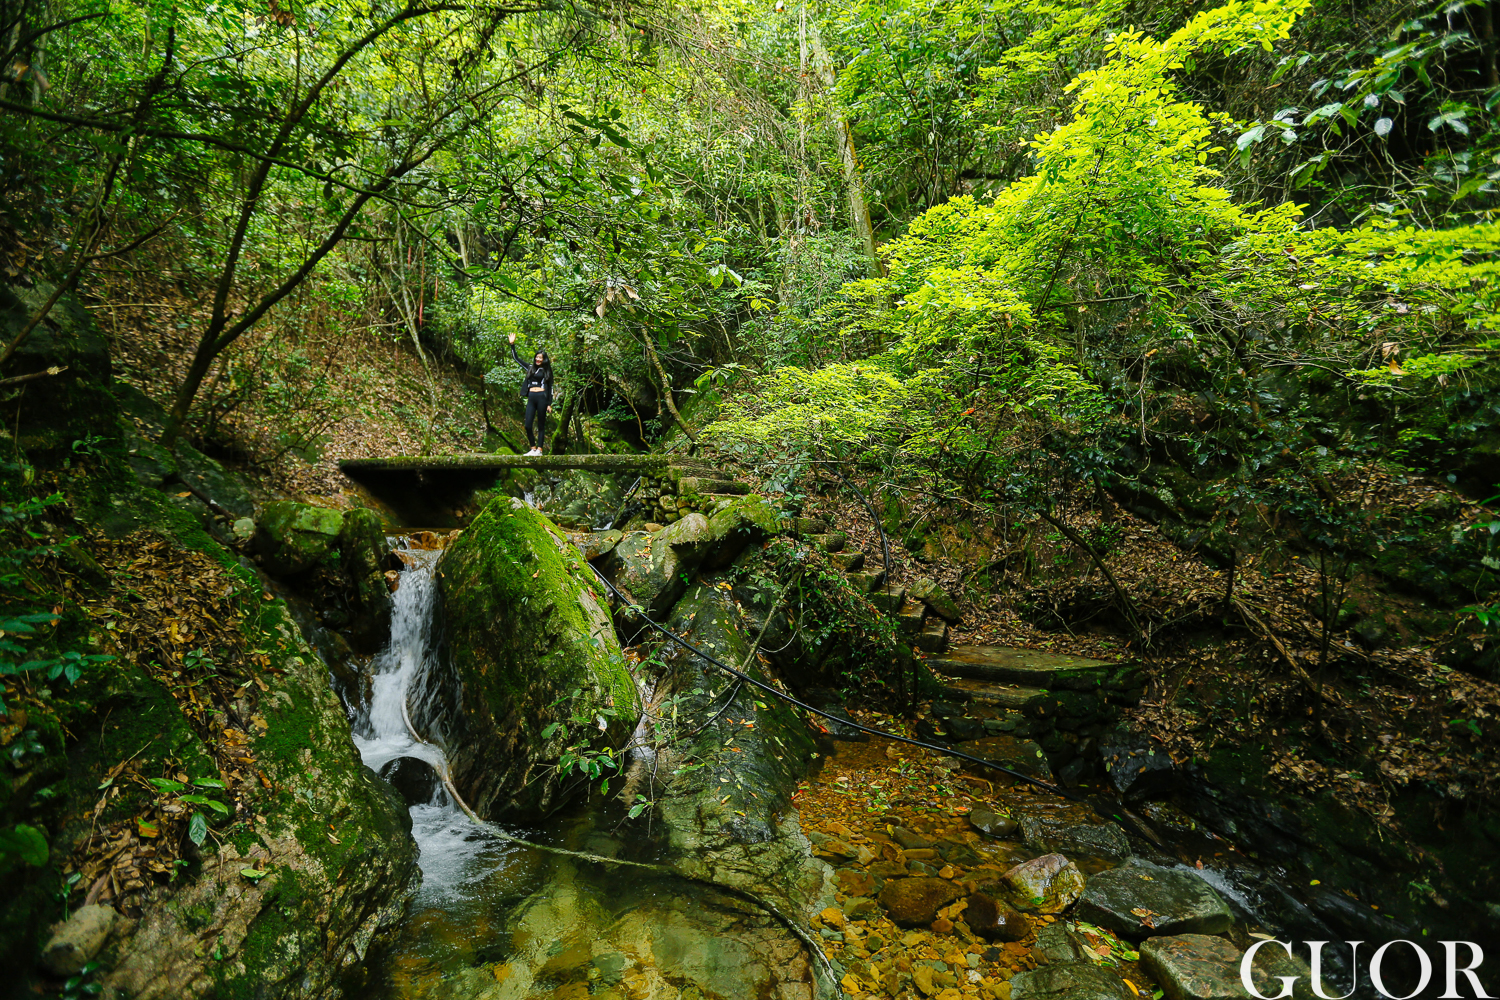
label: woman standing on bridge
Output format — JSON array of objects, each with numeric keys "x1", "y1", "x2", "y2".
[{"x1": 508, "y1": 332, "x2": 554, "y2": 456}]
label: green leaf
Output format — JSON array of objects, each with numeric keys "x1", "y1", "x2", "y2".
[
  {"x1": 188, "y1": 812, "x2": 208, "y2": 846},
  {"x1": 240, "y1": 867, "x2": 271, "y2": 880},
  {"x1": 149, "y1": 778, "x2": 186, "y2": 794},
  {"x1": 179, "y1": 795, "x2": 230, "y2": 816},
  {"x1": 0, "y1": 824, "x2": 48, "y2": 866}
]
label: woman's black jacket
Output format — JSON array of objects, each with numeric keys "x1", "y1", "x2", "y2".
[{"x1": 511, "y1": 343, "x2": 554, "y2": 406}]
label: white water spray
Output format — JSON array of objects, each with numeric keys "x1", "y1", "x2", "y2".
[{"x1": 352, "y1": 542, "x2": 513, "y2": 905}]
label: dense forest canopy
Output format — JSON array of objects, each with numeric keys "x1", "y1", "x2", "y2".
[{"x1": 2, "y1": 0, "x2": 1500, "y2": 992}]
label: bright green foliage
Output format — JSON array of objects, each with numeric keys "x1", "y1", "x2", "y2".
[{"x1": 712, "y1": 0, "x2": 1496, "y2": 484}]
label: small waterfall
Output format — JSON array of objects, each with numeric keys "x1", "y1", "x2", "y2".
[
  {"x1": 352, "y1": 540, "x2": 513, "y2": 905},
  {"x1": 353, "y1": 545, "x2": 446, "y2": 774}
]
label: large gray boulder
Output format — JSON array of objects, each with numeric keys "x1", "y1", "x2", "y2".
[
  {"x1": 597, "y1": 513, "x2": 712, "y2": 618},
  {"x1": 1075, "y1": 859, "x2": 1232, "y2": 941},
  {"x1": 437, "y1": 498, "x2": 640, "y2": 819},
  {"x1": 649, "y1": 581, "x2": 829, "y2": 916}
]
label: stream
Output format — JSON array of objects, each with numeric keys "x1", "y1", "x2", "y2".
[
  {"x1": 320, "y1": 531, "x2": 1475, "y2": 1000},
  {"x1": 336, "y1": 538, "x2": 819, "y2": 1000}
]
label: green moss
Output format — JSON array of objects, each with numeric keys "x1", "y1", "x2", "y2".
[
  {"x1": 214, "y1": 867, "x2": 313, "y2": 1000},
  {"x1": 439, "y1": 498, "x2": 639, "y2": 817},
  {"x1": 445, "y1": 500, "x2": 636, "y2": 712}
]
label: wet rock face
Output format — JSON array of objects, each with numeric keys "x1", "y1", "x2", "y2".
[
  {"x1": 651, "y1": 581, "x2": 828, "y2": 914},
  {"x1": 1000, "y1": 853, "x2": 1085, "y2": 914},
  {"x1": 439, "y1": 498, "x2": 639, "y2": 821},
  {"x1": 380, "y1": 756, "x2": 442, "y2": 807},
  {"x1": 1075, "y1": 860, "x2": 1233, "y2": 941},
  {"x1": 878, "y1": 877, "x2": 965, "y2": 926},
  {"x1": 963, "y1": 892, "x2": 1029, "y2": 942}
]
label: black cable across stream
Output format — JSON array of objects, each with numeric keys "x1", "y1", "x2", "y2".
[{"x1": 587, "y1": 563, "x2": 1088, "y2": 804}]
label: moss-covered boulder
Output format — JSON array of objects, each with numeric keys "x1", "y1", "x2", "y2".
[
  {"x1": 104, "y1": 606, "x2": 419, "y2": 999},
  {"x1": 437, "y1": 498, "x2": 639, "y2": 819},
  {"x1": 700, "y1": 494, "x2": 779, "y2": 570},
  {"x1": 256, "y1": 501, "x2": 344, "y2": 575},
  {"x1": 338, "y1": 507, "x2": 391, "y2": 629},
  {"x1": 650, "y1": 581, "x2": 830, "y2": 915},
  {"x1": 11, "y1": 482, "x2": 418, "y2": 1000},
  {"x1": 597, "y1": 513, "x2": 713, "y2": 619}
]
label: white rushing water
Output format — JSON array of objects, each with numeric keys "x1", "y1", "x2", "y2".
[{"x1": 351, "y1": 543, "x2": 513, "y2": 906}]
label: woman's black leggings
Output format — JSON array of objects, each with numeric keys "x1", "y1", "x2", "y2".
[{"x1": 524, "y1": 394, "x2": 548, "y2": 448}]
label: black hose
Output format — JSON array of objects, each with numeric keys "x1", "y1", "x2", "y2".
[{"x1": 587, "y1": 563, "x2": 1083, "y2": 802}]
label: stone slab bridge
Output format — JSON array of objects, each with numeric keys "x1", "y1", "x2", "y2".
[{"x1": 338, "y1": 453, "x2": 744, "y2": 527}]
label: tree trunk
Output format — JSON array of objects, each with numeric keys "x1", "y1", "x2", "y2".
[
  {"x1": 642, "y1": 335, "x2": 696, "y2": 447},
  {"x1": 805, "y1": 18, "x2": 881, "y2": 278},
  {"x1": 550, "y1": 391, "x2": 579, "y2": 453}
]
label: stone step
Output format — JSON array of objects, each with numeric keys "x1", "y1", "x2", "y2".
[
  {"x1": 789, "y1": 516, "x2": 831, "y2": 535},
  {"x1": 868, "y1": 587, "x2": 905, "y2": 614},
  {"x1": 927, "y1": 645, "x2": 1116, "y2": 690},
  {"x1": 895, "y1": 599, "x2": 926, "y2": 635},
  {"x1": 809, "y1": 532, "x2": 846, "y2": 553},
  {"x1": 915, "y1": 619, "x2": 948, "y2": 654},
  {"x1": 676, "y1": 477, "x2": 749, "y2": 496},
  {"x1": 844, "y1": 569, "x2": 886, "y2": 593},
  {"x1": 939, "y1": 677, "x2": 1049, "y2": 710},
  {"x1": 832, "y1": 550, "x2": 865, "y2": 572}
]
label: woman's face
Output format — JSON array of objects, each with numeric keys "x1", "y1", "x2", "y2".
[{"x1": 534, "y1": 353, "x2": 546, "y2": 366}]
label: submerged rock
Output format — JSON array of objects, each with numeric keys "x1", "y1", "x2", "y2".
[
  {"x1": 1138, "y1": 934, "x2": 1246, "y2": 1000},
  {"x1": 1075, "y1": 859, "x2": 1232, "y2": 940},
  {"x1": 878, "y1": 876, "x2": 965, "y2": 926},
  {"x1": 963, "y1": 892, "x2": 1030, "y2": 942},
  {"x1": 1010, "y1": 959, "x2": 1134, "y2": 999},
  {"x1": 955, "y1": 735, "x2": 1054, "y2": 783},
  {"x1": 438, "y1": 498, "x2": 639, "y2": 820}
]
